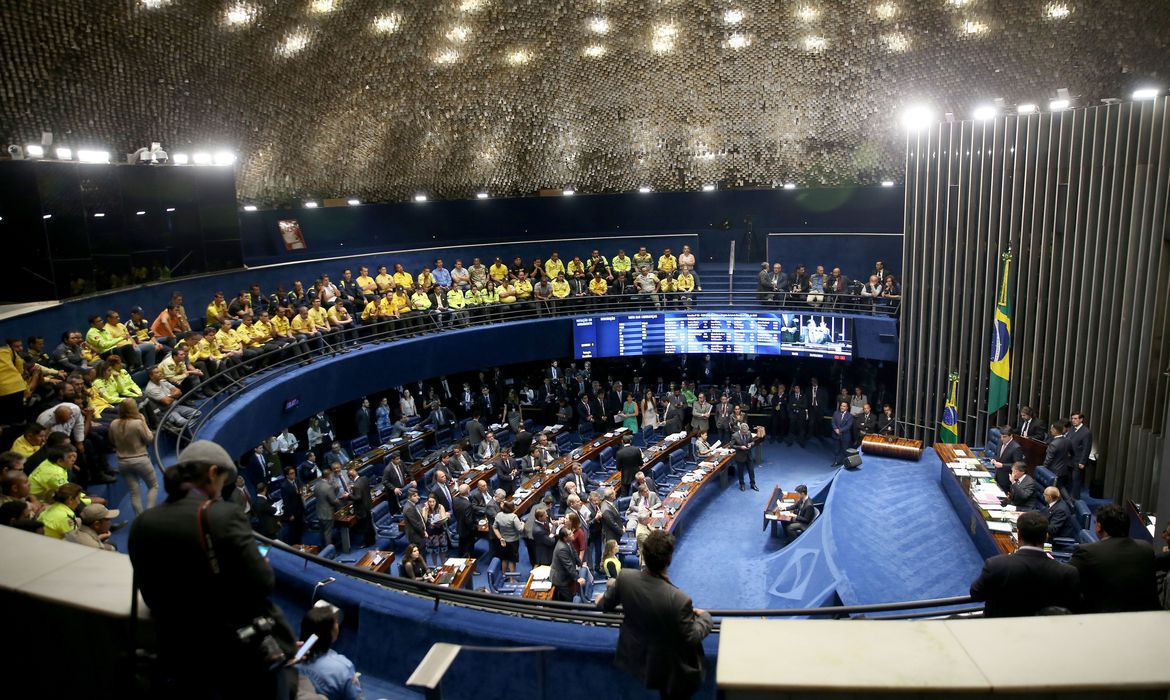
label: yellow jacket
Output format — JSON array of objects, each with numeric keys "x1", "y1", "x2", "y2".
[
  {"x1": 551, "y1": 279, "x2": 570, "y2": 298},
  {"x1": 544, "y1": 259, "x2": 565, "y2": 279},
  {"x1": 589, "y1": 278, "x2": 608, "y2": 295},
  {"x1": 392, "y1": 271, "x2": 414, "y2": 289}
]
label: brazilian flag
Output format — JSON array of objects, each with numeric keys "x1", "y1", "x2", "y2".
[
  {"x1": 940, "y1": 371, "x2": 959, "y2": 444},
  {"x1": 988, "y1": 250, "x2": 1013, "y2": 414}
]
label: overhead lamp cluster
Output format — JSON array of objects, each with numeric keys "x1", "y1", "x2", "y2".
[
  {"x1": 902, "y1": 87, "x2": 1164, "y2": 131},
  {"x1": 8, "y1": 137, "x2": 237, "y2": 167}
]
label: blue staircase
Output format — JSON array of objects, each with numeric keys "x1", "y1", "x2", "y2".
[{"x1": 693, "y1": 262, "x2": 759, "y2": 293}]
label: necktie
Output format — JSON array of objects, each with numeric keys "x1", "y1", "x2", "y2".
[
  {"x1": 576, "y1": 476, "x2": 583, "y2": 492},
  {"x1": 1023, "y1": 420, "x2": 1030, "y2": 435},
  {"x1": 812, "y1": 393, "x2": 817, "y2": 407}
]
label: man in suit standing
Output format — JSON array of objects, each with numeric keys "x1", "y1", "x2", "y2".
[
  {"x1": 381, "y1": 453, "x2": 414, "y2": 516},
  {"x1": 577, "y1": 393, "x2": 597, "y2": 434},
  {"x1": 1042, "y1": 487, "x2": 1078, "y2": 541},
  {"x1": 855, "y1": 403, "x2": 878, "y2": 446},
  {"x1": 495, "y1": 453, "x2": 519, "y2": 496},
  {"x1": 464, "y1": 410, "x2": 486, "y2": 455},
  {"x1": 830, "y1": 402, "x2": 854, "y2": 468},
  {"x1": 1042, "y1": 423, "x2": 1074, "y2": 494},
  {"x1": 660, "y1": 398, "x2": 683, "y2": 434},
  {"x1": 243, "y1": 444, "x2": 270, "y2": 491},
  {"x1": 756, "y1": 262, "x2": 773, "y2": 304},
  {"x1": 458, "y1": 382, "x2": 477, "y2": 417},
  {"x1": 345, "y1": 466, "x2": 375, "y2": 546},
  {"x1": 615, "y1": 434, "x2": 644, "y2": 497},
  {"x1": 279, "y1": 466, "x2": 305, "y2": 544},
  {"x1": 597, "y1": 530, "x2": 713, "y2": 699},
  {"x1": 312, "y1": 473, "x2": 340, "y2": 548},
  {"x1": 478, "y1": 386, "x2": 496, "y2": 419},
  {"x1": 512, "y1": 427, "x2": 534, "y2": 460},
  {"x1": 732, "y1": 422, "x2": 757, "y2": 492},
  {"x1": 1015, "y1": 406, "x2": 1046, "y2": 442},
  {"x1": 531, "y1": 506, "x2": 556, "y2": 566},
  {"x1": 807, "y1": 377, "x2": 828, "y2": 438},
  {"x1": 401, "y1": 488, "x2": 427, "y2": 551},
  {"x1": 969, "y1": 511, "x2": 1081, "y2": 617},
  {"x1": 1067, "y1": 412, "x2": 1093, "y2": 499},
  {"x1": 354, "y1": 398, "x2": 372, "y2": 441},
  {"x1": 598, "y1": 487, "x2": 625, "y2": 558},
  {"x1": 713, "y1": 394, "x2": 734, "y2": 446},
  {"x1": 1003, "y1": 462, "x2": 1039, "y2": 511},
  {"x1": 430, "y1": 469, "x2": 455, "y2": 513},
  {"x1": 426, "y1": 401, "x2": 457, "y2": 435},
  {"x1": 991, "y1": 426, "x2": 1025, "y2": 493},
  {"x1": 788, "y1": 385, "x2": 809, "y2": 447},
  {"x1": 251, "y1": 481, "x2": 281, "y2": 539},
  {"x1": 1069, "y1": 503, "x2": 1159, "y2": 613},
  {"x1": 452, "y1": 483, "x2": 476, "y2": 557}
]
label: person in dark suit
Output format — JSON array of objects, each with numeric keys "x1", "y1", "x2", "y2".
[
  {"x1": 786, "y1": 484, "x2": 817, "y2": 538},
  {"x1": 660, "y1": 398, "x2": 683, "y2": 434},
  {"x1": 344, "y1": 466, "x2": 375, "y2": 546},
  {"x1": 430, "y1": 470, "x2": 455, "y2": 513},
  {"x1": 550, "y1": 526, "x2": 584, "y2": 602},
  {"x1": 128, "y1": 441, "x2": 297, "y2": 699},
  {"x1": 577, "y1": 393, "x2": 597, "y2": 434},
  {"x1": 615, "y1": 434, "x2": 644, "y2": 497},
  {"x1": 787, "y1": 385, "x2": 809, "y2": 447},
  {"x1": 732, "y1": 423, "x2": 757, "y2": 492},
  {"x1": 756, "y1": 262, "x2": 773, "y2": 304},
  {"x1": 1042, "y1": 486, "x2": 1078, "y2": 541},
  {"x1": 991, "y1": 426, "x2": 1026, "y2": 493},
  {"x1": 598, "y1": 488, "x2": 625, "y2": 556},
  {"x1": 251, "y1": 481, "x2": 281, "y2": 540},
  {"x1": 477, "y1": 386, "x2": 496, "y2": 419},
  {"x1": 807, "y1": 378, "x2": 828, "y2": 438},
  {"x1": 452, "y1": 483, "x2": 477, "y2": 557},
  {"x1": 855, "y1": 403, "x2": 878, "y2": 446},
  {"x1": 531, "y1": 507, "x2": 556, "y2": 566},
  {"x1": 597, "y1": 529, "x2": 714, "y2": 699},
  {"x1": 401, "y1": 488, "x2": 427, "y2": 550},
  {"x1": 1066, "y1": 412, "x2": 1092, "y2": 499},
  {"x1": 242, "y1": 444, "x2": 270, "y2": 490},
  {"x1": 1069, "y1": 503, "x2": 1160, "y2": 613},
  {"x1": 512, "y1": 428, "x2": 534, "y2": 460},
  {"x1": 426, "y1": 401, "x2": 457, "y2": 435},
  {"x1": 969, "y1": 511, "x2": 1081, "y2": 617},
  {"x1": 298, "y1": 452, "x2": 323, "y2": 484},
  {"x1": 1015, "y1": 406, "x2": 1047, "y2": 442},
  {"x1": 464, "y1": 411, "x2": 486, "y2": 454},
  {"x1": 381, "y1": 453, "x2": 413, "y2": 516},
  {"x1": 1042, "y1": 423, "x2": 1074, "y2": 494},
  {"x1": 279, "y1": 466, "x2": 305, "y2": 544},
  {"x1": 312, "y1": 474, "x2": 340, "y2": 548},
  {"x1": 876, "y1": 403, "x2": 896, "y2": 436},
  {"x1": 354, "y1": 398, "x2": 372, "y2": 440},
  {"x1": 713, "y1": 394, "x2": 734, "y2": 445},
  {"x1": 495, "y1": 456, "x2": 520, "y2": 496},
  {"x1": 560, "y1": 462, "x2": 598, "y2": 502},
  {"x1": 830, "y1": 402, "x2": 854, "y2": 468},
  {"x1": 1003, "y1": 462, "x2": 1039, "y2": 511}
]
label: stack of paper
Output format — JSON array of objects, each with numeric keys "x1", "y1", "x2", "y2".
[
  {"x1": 530, "y1": 580, "x2": 553, "y2": 592},
  {"x1": 530, "y1": 565, "x2": 551, "y2": 580}
]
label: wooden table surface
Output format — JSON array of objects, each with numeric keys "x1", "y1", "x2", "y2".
[{"x1": 354, "y1": 549, "x2": 396, "y2": 573}]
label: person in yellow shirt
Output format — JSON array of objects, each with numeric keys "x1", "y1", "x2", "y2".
[
  {"x1": 489, "y1": 257, "x2": 510, "y2": 283},
  {"x1": 387, "y1": 287, "x2": 413, "y2": 335},
  {"x1": 10, "y1": 423, "x2": 46, "y2": 458},
  {"x1": 566, "y1": 255, "x2": 586, "y2": 278},
  {"x1": 480, "y1": 281, "x2": 500, "y2": 322},
  {"x1": 416, "y1": 268, "x2": 435, "y2": 294},
  {"x1": 676, "y1": 267, "x2": 696, "y2": 308},
  {"x1": 38, "y1": 482, "x2": 83, "y2": 540},
  {"x1": 544, "y1": 253, "x2": 566, "y2": 280},
  {"x1": 327, "y1": 301, "x2": 356, "y2": 346},
  {"x1": 588, "y1": 271, "x2": 608, "y2": 311},
  {"x1": 375, "y1": 265, "x2": 394, "y2": 293},
  {"x1": 498, "y1": 280, "x2": 518, "y2": 305},
  {"x1": 261, "y1": 309, "x2": 301, "y2": 361},
  {"x1": 463, "y1": 285, "x2": 482, "y2": 322},
  {"x1": 370, "y1": 293, "x2": 398, "y2": 339},
  {"x1": 514, "y1": 270, "x2": 534, "y2": 307},
  {"x1": 611, "y1": 249, "x2": 632, "y2": 276},
  {"x1": 86, "y1": 314, "x2": 137, "y2": 369},
  {"x1": 102, "y1": 310, "x2": 156, "y2": 370},
  {"x1": 190, "y1": 326, "x2": 233, "y2": 386},
  {"x1": 657, "y1": 248, "x2": 678, "y2": 278},
  {"x1": 551, "y1": 273, "x2": 571, "y2": 306},
  {"x1": 446, "y1": 287, "x2": 468, "y2": 326},
  {"x1": 633, "y1": 246, "x2": 653, "y2": 270},
  {"x1": 205, "y1": 292, "x2": 230, "y2": 328},
  {"x1": 214, "y1": 323, "x2": 245, "y2": 363},
  {"x1": 28, "y1": 446, "x2": 104, "y2": 506},
  {"x1": 659, "y1": 274, "x2": 677, "y2": 309},
  {"x1": 391, "y1": 263, "x2": 414, "y2": 291},
  {"x1": 356, "y1": 266, "x2": 378, "y2": 299},
  {"x1": 0, "y1": 342, "x2": 27, "y2": 424},
  {"x1": 291, "y1": 305, "x2": 326, "y2": 354},
  {"x1": 410, "y1": 289, "x2": 434, "y2": 332}
]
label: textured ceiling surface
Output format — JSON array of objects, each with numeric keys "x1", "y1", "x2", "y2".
[{"x1": 1, "y1": 0, "x2": 1168, "y2": 205}]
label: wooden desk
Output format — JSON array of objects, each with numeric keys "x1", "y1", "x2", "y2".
[
  {"x1": 601, "y1": 431, "x2": 693, "y2": 489},
  {"x1": 1016, "y1": 435, "x2": 1047, "y2": 470},
  {"x1": 354, "y1": 549, "x2": 396, "y2": 573},
  {"x1": 522, "y1": 566, "x2": 555, "y2": 600},
  {"x1": 292, "y1": 544, "x2": 320, "y2": 555},
  {"x1": 432, "y1": 558, "x2": 475, "y2": 589},
  {"x1": 456, "y1": 426, "x2": 568, "y2": 491},
  {"x1": 659, "y1": 447, "x2": 737, "y2": 535},
  {"x1": 512, "y1": 431, "x2": 624, "y2": 514},
  {"x1": 861, "y1": 434, "x2": 924, "y2": 461},
  {"x1": 934, "y1": 442, "x2": 1016, "y2": 555}
]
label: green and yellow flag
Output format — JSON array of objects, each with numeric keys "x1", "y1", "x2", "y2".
[
  {"x1": 940, "y1": 371, "x2": 960, "y2": 443},
  {"x1": 988, "y1": 250, "x2": 1013, "y2": 414}
]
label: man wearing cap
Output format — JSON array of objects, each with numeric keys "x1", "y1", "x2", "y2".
[
  {"x1": 129, "y1": 440, "x2": 297, "y2": 698},
  {"x1": 64, "y1": 503, "x2": 119, "y2": 550}
]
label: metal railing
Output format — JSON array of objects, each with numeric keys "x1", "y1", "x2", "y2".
[{"x1": 151, "y1": 288, "x2": 898, "y2": 461}]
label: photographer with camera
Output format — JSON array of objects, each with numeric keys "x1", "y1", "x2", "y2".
[{"x1": 128, "y1": 440, "x2": 297, "y2": 699}]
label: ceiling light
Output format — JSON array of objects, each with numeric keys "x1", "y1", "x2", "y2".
[
  {"x1": 881, "y1": 180, "x2": 895, "y2": 187},
  {"x1": 93, "y1": 213, "x2": 105, "y2": 218},
  {"x1": 165, "y1": 207, "x2": 176, "y2": 212},
  {"x1": 1048, "y1": 98, "x2": 1070, "y2": 111},
  {"x1": 55, "y1": 147, "x2": 72, "y2": 160},
  {"x1": 192, "y1": 152, "x2": 212, "y2": 165},
  {"x1": 310, "y1": 0, "x2": 334, "y2": 13},
  {"x1": 304, "y1": 201, "x2": 318, "y2": 208},
  {"x1": 77, "y1": 149, "x2": 110, "y2": 163},
  {"x1": 243, "y1": 205, "x2": 258, "y2": 211},
  {"x1": 654, "y1": 23, "x2": 678, "y2": 40},
  {"x1": 562, "y1": 189, "x2": 575, "y2": 196},
  {"x1": 723, "y1": 9, "x2": 744, "y2": 25},
  {"x1": 136, "y1": 211, "x2": 146, "y2": 215},
  {"x1": 1017, "y1": 103, "x2": 1038, "y2": 114},
  {"x1": 476, "y1": 192, "x2": 489, "y2": 199},
  {"x1": 875, "y1": 2, "x2": 897, "y2": 20},
  {"x1": 638, "y1": 186, "x2": 652, "y2": 193},
  {"x1": 583, "y1": 44, "x2": 606, "y2": 58},
  {"x1": 652, "y1": 37, "x2": 674, "y2": 53},
  {"x1": 783, "y1": 183, "x2": 797, "y2": 189},
  {"x1": 446, "y1": 25, "x2": 470, "y2": 42},
  {"x1": 973, "y1": 105, "x2": 997, "y2": 121},
  {"x1": 414, "y1": 194, "x2": 428, "y2": 202},
  {"x1": 882, "y1": 33, "x2": 909, "y2": 52},
  {"x1": 1045, "y1": 3, "x2": 1070, "y2": 19},
  {"x1": 172, "y1": 153, "x2": 189, "y2": 165},
  {"x1": 701, "y1": 184, "x2": 716, "y2": 192},
  {"x1": 278, "y1": 31, "x2": 310, "y2": 57},
  {"x1": 506, "y1": 50, "x2": 531, "y2": 65},
  {"x1": 434, "y1": 50, "x2": 460, "y2": 65},
  {"x1": 213, "y1": 151, "x2": 236, "y2": 166},
  {"x1": 459, "y1": 0, "x2": 485, "y2": 10},
  {"x1": 42, "y1": 214, "x2": 52, "y2": 220},
  {"x1": 902, "y1": 104, "x2": 935, "y2": 131},
  {"x1": 224, "y1": 3, "x2": 257, "y2": 25},
  {"x1": 373, "y1": 13, "x2": 402, "y2": 33},
  {"x1": 588, "y1": 17, "x2": 609, "y2": 34},
  {"x1": 25, "y1": 145, "x2": 44, "y2": 158},
  {"x1": 803, "y1": 35, "x2": 826, "y2": 52},
  {"x1": 961, "y1": 19, "x2": 988, "y2": 35},
  {"x1": 140, "y1": 0, "x2": 169, "y2": 7},
  {"x1": 347, "y1": 199, "x2": 360, "y2": 205},
  {"x1": 948, "y1": 0, "x2": 970, "y2": 6},
  {"x1": 1133, "y1": 88, "x2": 1161, "y2": 101},
  {"x1": 727, "y1": 33, "x2": 750, "y2": 49},
  {"x1": 796, "y1": 6, "x2": 820, "y2": 22}
]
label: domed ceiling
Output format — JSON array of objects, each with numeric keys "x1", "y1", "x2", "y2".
[{"x1": 1, "y1": 0, "x2": 1168, "y2": 205}]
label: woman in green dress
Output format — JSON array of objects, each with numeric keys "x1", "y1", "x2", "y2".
[{"x1": 621, "y1": 392, "x2": 640, "y2": 433}]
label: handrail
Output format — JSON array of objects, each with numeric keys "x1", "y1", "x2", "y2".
[
  {"x1": 406, "y1": 642, "x2": 556, "y2": 700},
  {"x1": 151, "y1": 288, "x2": 898, "y2": 463},
  {"x1": 260, "y1": 536, "x2": 980, "y2": 627}
]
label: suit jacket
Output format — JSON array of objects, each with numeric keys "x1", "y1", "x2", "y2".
[
  {"x1": 600, "y1": 500, "x2": 624, "y2": 541},
  {"x1": 312, "y1": 479, "x2": 340, "y2": 522},
  {"x1": 970, "y1": 548, "x2": 1081, "y2": 617},
  {"x1": 807, "y1": 386, "x2": 828, "y2": 413},
  {"x1": 1007, "y1": 474, "x2": 1038, "y2": 510},
  {"x1": 323, "y1": 449, "x2": 351, "y2": 468},
  {"x1": 453, "y1": 495, "x2": 475, "y2": 537},
  {"x1": 1069, "y1": 537, "x2": 1160, "y2": 613},
  {"x1": 876, "y1": 413, "x2": 896, "y2": 436},
  {"x1": 512, "y1": 430, "x2": 534, "y2": 459},
  {"x1": 403, "y1": 502, "x2": 427, "y2": 546},
  {"x1": 127, "y1": 492, "x2": 295, "y2": 665},
  {"x1": 550, "y1": 538, "x2": 582, "y2": 592},
  {"x1": 616, "y1": 445, "x2": 644, "y2": 485},
  {"x1": 279, "y1": 479, "x2": 305, "y2": 521},
  {"x1": 464, "y1": 419, "x2": 486, "y2": 448},
  {"x1": 1016, "y1": 417, "x2": 1047, "y2": 441},
  {"x1": 788, "y1": 393, "x2": 808, "y2": 418},
  {"x1": 430, "y1": 480, "x2": 454, "y2": 513},
  {"x1": 1046, "y1": 499, "x2": 1078, "y2": 541},
  {"x1": 857, "y1": 411, "x2": 878, "y2": 436},
  {"x1": 577, "y1": 400, "x2": 596, "y2": 430},
  {"x1": 792, "y1": 497, "x2": 817, "y2": 526},
  {"x1": 251, "y1": 494, "x2": 280, "y2": 539},
  {"x1": 243, "y1": 451, "x2": 270, "y2": 486},
  {"x1": 660, "y1": 401, "x2": 683, "y2": 434},
  {"x1": 1043, "y1": 435, "x2": 1073, "y2": 478},
  {"x1": 354, "y1": 407, "x2": 371, "y2": 437},
  {"x1": 731, "y1": 430, "x2": 754, "y2": 463},
  {"x1": 560, "y1": 471, "x2": 598, "y2": 502},
  {"x1": 831, "y1": 411, "x2": 854, "y2": 440},
  {"x1": 1067, "y1": 425, "x2": 1092, "y2": 466},
  {"x1": 470, "y1": 489, "x2": 493, "y2": 519},
  {"x1": 382, "y1": 461, "x2": 408, "y2": 491},
  {"x1": 348, "y1": 475, "x2": 373, "y2": 517},
  {"x1": 714, "y1": 402, "x2": 734, "y2": 430},
  {"x1": 996, "y1": 439, "x2": 1026, "y2": 466},
  {"x1": 532, "y1": 519, "x2": 556, "y2": 565},
  {"x1": 597, "y1": 570, "x2": 714, "y2": 697}
]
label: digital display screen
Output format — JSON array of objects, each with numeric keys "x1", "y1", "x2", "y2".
[{"x1": 573, "y1": 312, "x2": 852, "y2": 360}]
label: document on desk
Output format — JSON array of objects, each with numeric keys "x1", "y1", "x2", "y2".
[
  {"x1": 987, "y1": 521, "x2": 1014, "y2": 533},
  {"x1": 530, "y1": 565, "x2": 551, "y2": 581},
  {"x1": 958, "y1": 457, "x2": 982, "y2": 465},
  {"x1": 530, "y1": 580, "x2": 553, "y2": 592}
]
